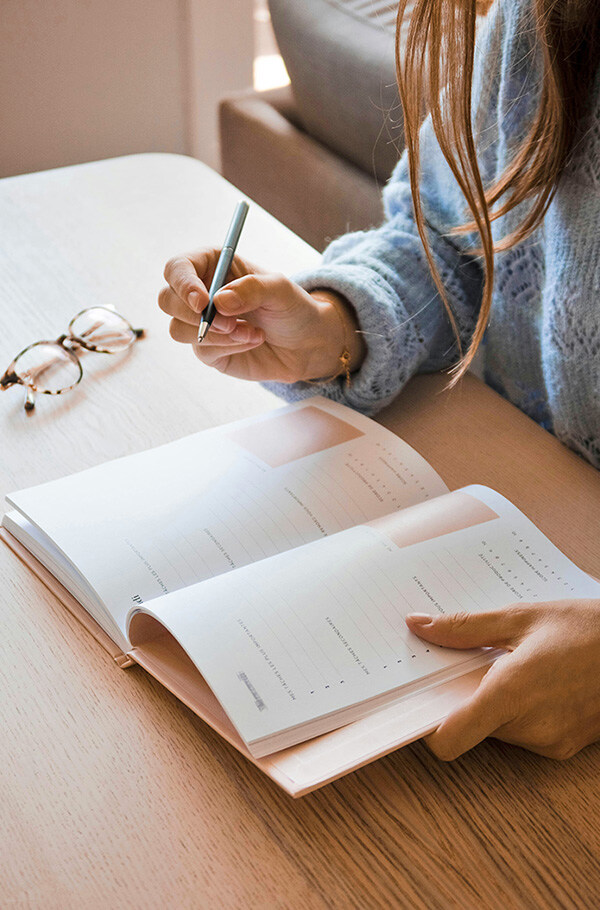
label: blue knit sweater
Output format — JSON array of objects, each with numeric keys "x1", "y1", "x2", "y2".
[{"x1": 266, "y1": 0, "x2": 600, "y2": 469}]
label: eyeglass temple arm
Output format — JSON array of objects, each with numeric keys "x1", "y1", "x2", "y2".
[
  {"x1": 0, "y1": 367, "x2": 34, "y2": 410},
  {"x1": 0, "y1": 367, "x2": 20, "y2": 389}
]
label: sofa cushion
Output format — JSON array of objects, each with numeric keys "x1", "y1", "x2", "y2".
[{"x1": 268, "y1": 0, "x2": 404, "y2": 182}]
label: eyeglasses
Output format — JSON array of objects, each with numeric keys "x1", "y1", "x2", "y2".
[{"x1": 1, "y1": 306, "x2": 144, "y2": 412}]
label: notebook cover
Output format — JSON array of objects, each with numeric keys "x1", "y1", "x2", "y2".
[
  {"x1": 1, "y1": 528, "x2": 133, "y2": 668},
  {"x1": 132, "y1": 635, "x2": 486, "y2": 796}
]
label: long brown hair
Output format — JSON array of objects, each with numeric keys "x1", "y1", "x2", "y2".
[{"x1": 396, "y1": 0, "x2": 598, "y2": 381}]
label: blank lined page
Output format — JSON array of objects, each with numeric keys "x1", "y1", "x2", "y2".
[{"x1": 6, "y1": 397, "x2": 447, "y2": 638}]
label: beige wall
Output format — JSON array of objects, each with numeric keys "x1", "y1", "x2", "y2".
[{"x1": 0, "y1": 0, "x2": 254, "y2": 177}]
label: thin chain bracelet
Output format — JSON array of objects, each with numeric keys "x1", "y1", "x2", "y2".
[{"x1": 304, "y1": 293, "x2": 353, "y2": 388}]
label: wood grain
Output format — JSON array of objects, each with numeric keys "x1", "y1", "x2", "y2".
[{"x1": 1, "y1": 155, "x2": 599, "y2": 908}]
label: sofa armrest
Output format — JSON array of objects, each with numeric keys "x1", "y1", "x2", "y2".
[{"x1": 219, "y1": 87, "x2": 385, "y2": 252}]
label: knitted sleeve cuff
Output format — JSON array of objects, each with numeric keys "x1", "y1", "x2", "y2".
[{"x1": 263, "y1": 261, "x2": 442, "y2": 415}]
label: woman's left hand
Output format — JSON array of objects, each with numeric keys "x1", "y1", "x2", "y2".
[{"x1": 405, "y1": 599, "x2": 600, "y2": 760}]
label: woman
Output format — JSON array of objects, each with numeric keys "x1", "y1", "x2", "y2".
[{"x1": 158, "y1": 0, "x2": 600, "y2": 761}]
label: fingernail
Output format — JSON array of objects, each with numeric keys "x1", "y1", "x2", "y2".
[
  {"x1": 406, "y1": 613, "x2": 434, "y2": 625},
  {"x1": 188, "y1": 291, "x2": 201, "y2": 311}
]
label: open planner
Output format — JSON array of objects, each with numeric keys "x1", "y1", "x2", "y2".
[{"x1": 3, "y1": 397, "x2": 599, "y2": 795}]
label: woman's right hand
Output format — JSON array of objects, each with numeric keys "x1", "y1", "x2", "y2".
[{"x1": 158, "y1": 248, "x2": 365, "y2": 383}]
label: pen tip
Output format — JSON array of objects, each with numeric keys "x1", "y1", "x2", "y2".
[{"x1": 197, "y1": 321, "x2": 209, "y2": 343}]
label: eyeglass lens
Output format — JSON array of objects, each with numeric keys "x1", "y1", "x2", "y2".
[
  {"x1": 12, "y1": 342, "x2": 82, "y2": 395},
  {"x1": 68, "y1": 307, "x2": 138, "y2": 353}
]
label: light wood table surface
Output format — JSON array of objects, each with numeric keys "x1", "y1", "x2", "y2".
[{"x1": 1, "y1": 154, "x2": 599, "y2": 908}]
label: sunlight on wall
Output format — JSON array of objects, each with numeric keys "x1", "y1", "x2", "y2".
[
  {"x1": 253, "y1": 54, "x2": 290, "y2": 91},
  {"x1": 253, "y1": 0, "x2": 290, "y2": 91}
]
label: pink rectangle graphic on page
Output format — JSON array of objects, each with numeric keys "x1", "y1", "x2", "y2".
[
  {"x1": 368, "y1": 491, "x2": 499, "y2": 549},
  {"x1": 228, "y1": 406, "x2": 364, "y2": 468}
]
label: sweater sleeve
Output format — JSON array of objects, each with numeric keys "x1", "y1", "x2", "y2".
[{"x1": 264, "y1": 0, "x2": 508, "y2": 415}]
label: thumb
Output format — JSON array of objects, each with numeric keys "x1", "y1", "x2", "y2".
[
  {"x1": 405, "y1": 606, "x2": 533, "y2": 650},
  {"x1": 214, "y1": 273, "x2": 297, "y2": 318}
]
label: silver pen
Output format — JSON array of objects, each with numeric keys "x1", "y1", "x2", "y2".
[{"x1": 197, "y1": 200, "x2": 249, "y2": 343}]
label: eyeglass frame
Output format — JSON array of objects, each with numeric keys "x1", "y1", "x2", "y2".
[{"x1": 1, "y1": 305, "x2": 144, "y2": 411}]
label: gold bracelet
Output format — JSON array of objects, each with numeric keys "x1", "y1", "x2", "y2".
[{"x1": 305, "y1": 293, "x2": 353, "y2": 388}]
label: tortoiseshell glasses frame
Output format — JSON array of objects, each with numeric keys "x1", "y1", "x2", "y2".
[{"x1": 1, "y1": 306, "x2": 144, "y2": 412}]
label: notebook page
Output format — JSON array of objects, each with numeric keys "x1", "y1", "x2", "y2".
[
  {"x1": 134, "y1": 485, "x2": 600, "y2": 756},
  {"x1": 5, "y1": 397, "x2": 447, "y2": 639}
]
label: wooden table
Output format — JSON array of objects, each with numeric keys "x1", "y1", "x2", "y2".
[{"x1": 1, "y1": 154, "x2": 599, "y2": 908}]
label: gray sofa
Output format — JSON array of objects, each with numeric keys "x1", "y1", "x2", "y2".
[{"x1": 219, "y1": 0, "x2": 404, "y2": 251}]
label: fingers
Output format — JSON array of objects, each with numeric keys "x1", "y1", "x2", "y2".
[
  {"x1": 405, "y1": 604, "x2": 535, "y2": 650},
  {"x1": 159, "y1": 287, "x2": 237, "y2": 334},
  {"x1": 491, "y1": 726, "x2": 584, "y2": 761},
  {"x1": 425, "y1": 661, "x2": 516, "y2": 760},
  {"x1": 416, "y1": 598, "x2": 600, "y2": 763},
  {"x1": 163, "y1": 253, "x2": 212, "y2": 312},
  {"x1": 170, "y1": 317, "x2": 264, "y2": 348},
  {"x1": 192, "y1": 339, "x2": 264, "y2": 370},
  {"x1": 212, "y1": 273, "x2": 295, "y2": 318},
  {"x1": 160, "y1": 260, "x2": 286, "y2": 340},
  {"x1": 158, "y1": 286, "x2": 201, "y2": 324},
  {"x1": 163, "y1": 248, "x2": 261, "y2": 314}
]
